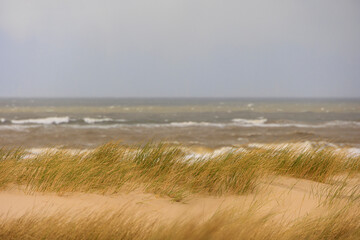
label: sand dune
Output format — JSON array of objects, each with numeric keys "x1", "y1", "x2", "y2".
[{"x1": 0, "y1": 176, "x2": 352, "y2": 223}]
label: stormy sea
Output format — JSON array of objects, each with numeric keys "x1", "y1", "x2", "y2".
[{"x1": 0, "y1": 98, "x2": 359, "y2": 152}]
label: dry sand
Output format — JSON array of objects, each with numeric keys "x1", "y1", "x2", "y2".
[{"x1": 1, "y1": 176, "x2": 353, "y2": 223}]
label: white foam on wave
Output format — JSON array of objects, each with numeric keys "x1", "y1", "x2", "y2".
[
  {"x1": 151, "y1": 120, "x2": 360, "y2": 129},
  {"x1": 346, "y1": 148, "x2": 360, "y2": 157},
  {"x1": 15, "y1": 142, "x2": 360, "y2": 160},
  {"x1": 247, "y1": 103, "x2": 254, "y2": 108},
  {"x1": 67, "y1": 124, "x2": 124, "y2": 129},
  {"x1": 231, "y1": 118, "x2": 360, "y2": 128},
  {"x1": 0, "y1": 124, "x2": 39, "y2": 131},
  {"x1": 23, "y1": 148, "x2": 93, "y2": 159},
  {"x1": 0, "y1": 118, "x2": 6, "y2": 123},
  {"x1": 64, "y1": 121, "x2": 360, "y2": 130},
  {"x1": 184, "y1": 141, "x2": 360, "y2": 160},
  {"x1": 125, "y1": 122, "x2": 226, "y2": 128},
  {"x1": 168, "y1": 122, "x2": 225, "y2": 128},
  {"x1": 184, "y1": 146, "x2": 247, "y2": 161},
  {"x1": 322, "y1": 120, "x2": 360, "y2": 127},
  {"x1": 83, "y1": 118, "x2": 126, "y2": 124},
  {"x1": 247, "y1": 142, "x2": 314, "y2": 152},
  {"x1": 31, "y1": 118, "x2": 359, "y2": 129},
  {"x1": 11, "y1": 117, "x2": 70, "y2": 125},
  {"x1": 84, "y1": 118, "x2": 112, "y2": 124},
  {"x1": 232, "y1": 118, "x2": 267, "y2": 125},
  {"x1": 65, "y1": 122, "x2": 226, "y2": 129}
]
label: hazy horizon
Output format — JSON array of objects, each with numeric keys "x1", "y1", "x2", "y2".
[
  {"x1": 0, "y1": 96, "x2": 360, "y2": 100},
  {"x1": 1, "y1": 0, "x2": 359, "y2": 98}
]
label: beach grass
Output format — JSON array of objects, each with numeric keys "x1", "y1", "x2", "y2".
[
  {"x1": 0, "y1": 142, "x2": 359, "y2": 239},
  {"x1": 0, "y1": 203, "x2": 359, "y2": 240},
  {"x1": 0, "y1": 142, "x2": 359, "y2": 199}
]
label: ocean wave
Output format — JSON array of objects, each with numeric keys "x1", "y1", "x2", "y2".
[
  {"x1": 168, "y1": 122, "x2": 225, "y2": 127},
  {"x1": 322, "y1": 120, "x2": 360, "y2": 127},
  {"x1": 346, "y1": 148, "x2": 360, "y2": 157},
  {"x1": 11, "y1": 117, "x2": 70, "y2": 125},
  {"x1": 184, "y1": 146, "x2": 247, "y2": 161},
  {"x1": 64, "y1": 121, "x2": 226, "y2": 129},
  {"x1": 232, "y1": 118, "x2": 267, "y2": 125},
  {"x1": 231, "y1": 119, "x2": 360, "y2": 128},
  {"x1": 59, "y1": 119, "x2": 360, "y2": 129},
  {"x1": 83, "y1": 118, "x2": 126, "y2": 124},
  {"x1": 184, "y1": 142, "x2": 360, "y2": 160},
  {"x1": 3, "y1": 116, "x2": 360, "y2": 129},
  {"x1": 0, "y1": 125, "x2": 38, "y2": 131}
]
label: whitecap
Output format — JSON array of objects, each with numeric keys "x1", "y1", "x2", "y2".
[
  {"x1": 0, "y1": 125, "x2": 37, "y2": 131},
  {"x1": 247, "y1": 103, "x2": 254, "y2": 107},
  {"x1": 184, "y1": 146, "x2": 247, "y2": 161},
  {"x1": 169, "y1": 122, "x2": 225, "y2": 128},
  {"x1": 231, "y1": 119, "x2": 360, "y2": 128},
  {"x1": 322, "y1": 120, "x2": 360, "y2": 127},
  {"x1": 83, "y1": 118, "x2": 126, "y2": 124},
  {"x1": 346, "y1": 148, "x2": 360, "y2": 157},
  {"x1": 39, "y1": 119, "x2": 360, "y2": 129},
  {"x1": 11, "y1": 117, "x2": 70, "y2": 125},
  {"x1": 232, "y1": 118, "x2": 267, "y2": 126}
]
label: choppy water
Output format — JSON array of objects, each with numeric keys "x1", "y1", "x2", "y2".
[{"x1": 0, "y1": 98, "x2": 359, "y2": 148}]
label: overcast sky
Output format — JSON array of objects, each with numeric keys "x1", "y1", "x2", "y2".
[{"x1": 0, "y1": 0, "x2": 359, "y2": 98}]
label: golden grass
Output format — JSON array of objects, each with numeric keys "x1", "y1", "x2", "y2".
[
  {"x1": 0, "y1": 142, "x2": 359, "y2": 200},
  {"x1": 0, "y1": 142, "x2": 359, "y2": 239},
  {"x1": 0, "y1": 204, "x2": 359, "y2": 240}
]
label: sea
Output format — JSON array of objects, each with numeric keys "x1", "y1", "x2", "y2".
[{"x1": 0, "y1": 98, "x2": 359, "y2": 149}]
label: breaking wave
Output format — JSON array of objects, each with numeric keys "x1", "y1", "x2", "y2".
[
  {"x1": 232, "y1": 118, "x2": 267, "y2": 125},
  {"x1": 168, "y1": 122, "x2": 225, "y2": 127},
  {"x1": 83, "y1": 118, "x2": 126, "y2": 124},
  {"x1": 231, "y1": 118, "x2": 360, "y2": 128},
  {"x1": 2, "y1": 116, "x2": 359, "y2": 129},
  {"x1": 183, "y1": 142, "x2": 360, "y2": 160},
  {"x1": 11, "y1": 117, "x2": 70, "y2": 125}
]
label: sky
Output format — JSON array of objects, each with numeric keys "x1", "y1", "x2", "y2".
[{"x1": 0, "y1": 0, "x2": 359, "y2": 98}]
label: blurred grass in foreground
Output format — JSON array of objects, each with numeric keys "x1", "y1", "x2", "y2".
[{"x1": 0, "y1": 204, "x2": 359, "y2": 240}]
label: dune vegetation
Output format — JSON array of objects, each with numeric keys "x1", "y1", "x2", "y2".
[
  {"x1": 0, "y1": 142, "x2": 359, "y2": 197},
  {"x1": 0, "y1": 142, "x2": 359, "y2": 239},
  {"x1": 1, "y1": 203, "x2": 359, "y2": 240}
]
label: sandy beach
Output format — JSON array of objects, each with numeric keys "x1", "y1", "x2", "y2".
[
  {"x1": 0, "y1": 176, "x2": 332, "y2": 222},
  {"x1": 1, "y1": 143, "x2": 359, "y2": 239}
]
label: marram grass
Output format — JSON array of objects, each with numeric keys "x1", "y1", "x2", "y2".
[
  {"x1": 0, "y1": 204, "x2": 359, "y2": 240},
  {"x1": 1, "y1": 142, "x2": 360, "y2": 240},
  {"x1": 0, "y1": 142, "x2": 359, "y2": 199}
]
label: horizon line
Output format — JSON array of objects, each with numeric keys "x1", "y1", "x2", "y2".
[{"x1": 0, "y1": 96, "x2": 359, "y2": 100}]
